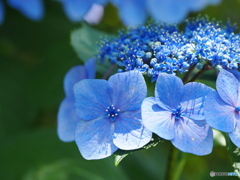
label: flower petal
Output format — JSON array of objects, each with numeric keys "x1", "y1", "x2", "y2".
[
  {"x1": 216, "y1": 69, "x2": 239, "y2": 107},
  {"x1": 141, "y1": 97, "x2": 175, "y2": 140},
  {"x1": 75, "y1": 117, "x2": 118, "y2": 160},
  {"x1": 181, "y1": 82, "x2": 214, "y2": 120},
  {"x1": 229, "y1": 113, "x2": 240, "y2": 147},
  {"x1": 64, "y1": 65, "x2": 86, "y2": 97},
  {"x1": 60, "y1": 0, "x2": 93, "y2": 22},
  {"x1": 114, "y1": 0, "x2": 147, "y2": 26},
  {"x1": 155, "y1": 73, "x2": 184, "y2": 110},
  {"x1": 74, "y1": 79, "x2": 110, "y2": 120},
  {"x1": 204, "y1": 91, "x2": 235, "y2": 132},
  {"x1": 108, "y1": 71, "x2": 147, "y2": 111},
  {"x1": 84, "y1": 58, "x2": 96, "y2": 79},
  {"x1": 8, "y1": 0, "x2": 44, "y2": 20},
  {"x1": 113, "y1": 109, "x2": 152, "y2": 150},
  {"x1": 0, "y1": 1, "x2": 4, "y2": 24},
  {"x1": 57, "y1": 97, "x2": 80, "y2": 142},
  {"x1": 172, "y1": 118, "x2": 213, "y2": 155},
  {"x1": 147, "y1": 0, "x2": 188, "y2": 23}
]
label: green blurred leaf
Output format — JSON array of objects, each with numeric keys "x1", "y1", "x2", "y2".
[
  {"x1": 70, "y1": 23, "x2": 104, "y2": 62},
  {"x1": 0, "y1": 129, "x2": 129, "y2": 180},
  {"x1": 70, "y1": 23, "x2": 113, "y2": 74},
  {"x1": 115, "y1": 154, "x2": 129, "y2": 167}
]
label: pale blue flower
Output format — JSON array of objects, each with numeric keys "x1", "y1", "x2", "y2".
[
  {"x1": 0, "y1": 1, "x2": 4, "y2": 24},
  {"x1": 57, "y1": 58, "x2": 96, "y2": 142},
  {"x1": 58, "y1": 0, "x2": 106, "y2": 22},
  {"x1": 7, "y1": 0, "x2": 44, "y2": 20},
  {"x1": 142, "y1": 73, "x2": 213, "y2": 155},
  {"x1": 204, "y1": 69, "x2": 240, "y2": 147},
  {"x1": 73, "y1": 71, "x2": 151, "y2": 160}
]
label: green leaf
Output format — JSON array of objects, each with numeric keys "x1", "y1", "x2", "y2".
[
  {"x1": 224, "y1": 133, "x2": 240, "y2": 176},
  {"x1": 0, "y1": 129, "x2": 129, "y2": 180},
  {"x1": 115, "y1": 154, "x2": 129, "y2": 167},
  {"x1": 70, "y1": 23, "x2": 113, "y2": 74}
]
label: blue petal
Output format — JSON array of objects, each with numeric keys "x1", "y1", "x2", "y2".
[
  {"x1": 64, "y1": 65, "x2": 86, "y2": 97},
  {"x1": 229, "y1": 114, "x2": 240, "y2": 147},
  {"x1": 57, "y1": 97, "x2": 80, "y2": 142},
  {"x1": 84, "y1": 58, "x2": 96, "y2": 79},
  {"x1": 142, "y1": 97, "x2": 175, "y2": 140},
  {"x1": 147, "y1": 0, "x2": 188, "y2": 23},
  {"x1": 204, "y1": 91, "x2": 235, "y2": 132},
  {"x1": 108, "y1": 71, "x2": 147, "y2": 111},
  {"x1": 59, "y1": 0, "x2": 93, "y2": 22},
  {"x1": 172, "y1": 118, "x2": 213, "y2": 155},
  {"x1": 113, "y1": 0, "x2": 147, "y2": 26},
  {"x1": 113, "y1": 109, "x2": 152, "y2": 150},
  {"x1": 75, "y1": 117, "x2": 118, "y2": 160},
  {"x1": 181, "y1": 82, "x2": 214, "y2": 120},
  {"x1": 155, "y1": 73, "x2": 184, "y2": 111},
  {"x1": 227, "y1": 69, "x2": 240, "y2": 82},
  {"x1": 216, "y1": 69, "x2": 239, "y2": 107},
  {"x1": 0, "y1": 1, "x2": 4, "y2": 24},
  {"x1": 74, "y1": 79, "x2": 110, "y2": 120},
  {"x1": 186, "y1": 0, "x2": 210, "y2": 11},
  {"x1": 8, "y1": 0, "x2": 44, "y2": 20}
]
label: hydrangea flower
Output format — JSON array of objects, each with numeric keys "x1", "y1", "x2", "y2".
[
  {"x1": 57, "y1": 58, "x2": 96, "y2": 142},
  {"x1": 98, "y1": 16, "x2": 240, "y2": 81},
  {"x1": 141, "y1": 73, "x2": 213, "y2": 155},
  {"x1": 0, "y1": 1, "x2": 4, "y2": 24},
  {"x1": 73, "y1": 71, "x2": 152, "y2": 159},
  {"x1": 7, "y1": 0, "x2": 44, "y2": 21},
  {"x1": 57, "y1": 0, "x2": 221, "y2": 26},
  {"x1": 204, "y1": 69, "x2": 240, "y2": 147},
  {"x1": 98, "y1": 22, "x2": 193, "y2": 82},
  {"x1": 58, "y1": 0, "x2": 106, "y2": 22}
]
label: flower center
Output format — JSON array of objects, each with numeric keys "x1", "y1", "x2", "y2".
[
  {"x1": 105, "y1": 105, "x2": 120, "y2": 121},
  {"x1": 236, "y1": 106, "x2": 240, "y2": 112},
  {"x1": 172, "y1": 105, "x2": 185, "y2": 120}
]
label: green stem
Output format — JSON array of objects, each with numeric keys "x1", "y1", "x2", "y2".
[
  {"x1": 182, "y1": 64, "x2": 196, "y2": 83},
  {"x1": 187, "y1": 64, "x2": 211, "y2": 83},
  {"x1": 102, "y1": 64, "x2": 116, "y2": 80},
  {"x1": 165, "y1": 146, "x2": 187, "y2": 180}
]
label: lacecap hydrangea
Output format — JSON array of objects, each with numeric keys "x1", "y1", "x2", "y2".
[{"x1": 98, "y1": 16, "x2": 240, "y2": 82}]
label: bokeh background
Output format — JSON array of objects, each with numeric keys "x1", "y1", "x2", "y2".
[{"x1": 0, "y1": 0, "x2": 240, "y2": 179}]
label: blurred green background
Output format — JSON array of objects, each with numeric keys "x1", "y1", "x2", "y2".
[{"x1": 0, "y1": 0, "x2": 240, "y2": 179}]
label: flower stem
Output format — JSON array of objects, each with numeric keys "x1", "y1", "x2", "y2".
[
  {"x1": 182, "y1": 64, "x2": 196, "y2": 83},
  {"x1": 102, "y1": 64, "x2": 117, "y2": 80},
  {"x1": 165, "y1": 146, "x2": 188, "y2": 180},
  {"x1": 187, "y1": 64, "x2": 211, "y2": 82}
]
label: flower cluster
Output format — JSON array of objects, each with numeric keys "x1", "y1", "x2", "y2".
[
  {"x1": 58, "y1": 16, "x2": 240, "y2": 161},
  {"x1": 58, "y1": 0, "x2": 221, "y2": 26},
  {"x1": 98, "y1": 16, "x2": 240, "y2": 81}
]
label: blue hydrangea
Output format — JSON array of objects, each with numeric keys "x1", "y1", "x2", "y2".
[
  {"x1": 184, "y1": 16, "x2": 240, "y2": 70},
  {"x1": 0, "y1": 1, "x2": 4, "y2": 24},
  {"x1": 7, "y1": 0, "x2": 44, "y2": 21},
  {"x1": 57, "y1": 0, "x2": 221, "y2": 26},
  {"x1": 73, "y1": 71, "x2": 151, "y2": 159},
  {"x1": 57, "y1": 58, "x2": 96, "y2": 142},
  {"x1": 58, "y1": 0, "x2": 107, "y2": 22},
  {"x1": 98, "y1": 23, "x2": 195, "y2": 82},
  {"x1": 204, "y1": 69, "x2": 240, "y2": 147},
  {"x1": 141, "y1": 73, "x2": 213, "y2": 155},
  {"x1": 98, "y1": 16, "x2": 240, "y2": 81}
]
